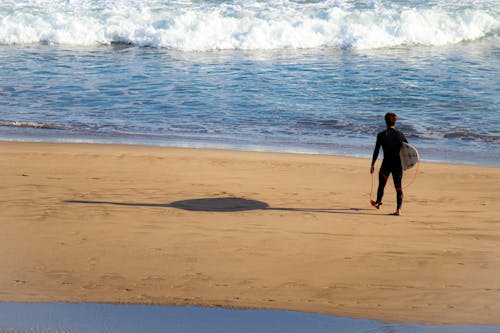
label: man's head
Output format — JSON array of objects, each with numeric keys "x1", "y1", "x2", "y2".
[{"x1": 385, "y1": 112, "x2": 398, "y2": 127}]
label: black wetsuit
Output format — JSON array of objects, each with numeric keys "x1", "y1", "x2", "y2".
[{"x1": 371, "y1": 127, "x2": 408, "y2": 210}]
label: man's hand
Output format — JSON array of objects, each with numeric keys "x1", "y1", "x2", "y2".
[{"x1": 370, "y1": 165, "x2": 375, "y2": 174}]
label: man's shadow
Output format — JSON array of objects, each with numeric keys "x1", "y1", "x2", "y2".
[{"x1": 64, "y1": 197, "x2": 376, "y2": 215}]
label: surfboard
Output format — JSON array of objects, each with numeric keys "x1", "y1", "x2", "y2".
[{"x1": 400, "y1": 142, "x2": 419, "y2": 170}]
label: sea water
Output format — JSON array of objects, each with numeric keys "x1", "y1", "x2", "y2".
[
  {"x1": 0, "y1": 0, "x2": 499, "y2": 166},
  {"x1": 1, "y1": 302, "x2": 499, "y2": 333}
]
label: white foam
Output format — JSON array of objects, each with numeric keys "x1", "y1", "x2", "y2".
[
  {"x1": 0, "y1": 120, "x2": 60, "y2": 129},
  {"x1": 0, "y1": 0, "x2": 498, "y2": 50}
]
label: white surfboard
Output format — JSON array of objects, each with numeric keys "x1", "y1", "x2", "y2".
[{"x1": 400, "y1": 142, "x2": 419, "y2": 170}]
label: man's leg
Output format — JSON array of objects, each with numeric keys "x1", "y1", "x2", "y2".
[
  {"x1": 376, "y1": 168, "x2": 389, "y2": 204},
  {"x1": 393, "y1": 168, "x2": 403, "y2": 214}
]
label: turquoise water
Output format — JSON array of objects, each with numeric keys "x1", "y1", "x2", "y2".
[
  {"x1": 0, "y1": 0, "x2": 499, "y2": 165},
  {"x1": 1, "y1": 303, "x2": 499, "y2": 333}
]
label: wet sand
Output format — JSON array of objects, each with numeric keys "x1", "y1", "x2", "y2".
[{"x1": 1, "y1": 141, "x2": 499, "y2": 325}]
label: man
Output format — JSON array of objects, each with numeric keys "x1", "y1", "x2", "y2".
[{"x1": 370, "y1": 112, "x2": 408, "y2": 216}]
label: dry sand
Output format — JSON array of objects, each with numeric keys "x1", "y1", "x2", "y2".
[{"x1": 1, "y1": 141, "x2": 499, "y2": 325}]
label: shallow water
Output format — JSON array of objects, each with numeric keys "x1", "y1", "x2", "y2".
[
  {"x1": 1, "y1": 42, "x2": 498, "y2": 166},
  {"x1": 0, "y1": 303, "x2": 499, "y2": 333}
]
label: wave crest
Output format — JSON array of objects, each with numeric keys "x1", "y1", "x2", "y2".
[
  {"x1": 444, "y1": 131, "x2": 500, "y2": 142},
  {"x1": 0, "y1": 0, "x2": 498, "y2": 50},
  {"x1": 0, "y1": 120, "x2": 61, "y2": 129}
]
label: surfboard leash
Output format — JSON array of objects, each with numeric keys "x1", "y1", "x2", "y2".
[{"x1": 369, "y1": 162, "x2": 420, "y2": 203}]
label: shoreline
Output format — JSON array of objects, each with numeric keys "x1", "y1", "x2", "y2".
[
  {"x1": 1, "y1": 141, "x2": 499, "y2": 325},
  {"x1": 1, "y1": 137, "x2": 498, "y2": 168},
  {"x1": 1, "y1": 302, "x2": 500, "y2": 333}
]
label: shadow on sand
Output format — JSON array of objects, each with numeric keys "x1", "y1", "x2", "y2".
[{"x1": 64, "y1": 197, "x2": 376, "y2": 215}]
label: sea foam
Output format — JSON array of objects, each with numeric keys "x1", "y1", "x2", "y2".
[{"x1": 0, "y1": 0, "x2": 498, "y2": 50}]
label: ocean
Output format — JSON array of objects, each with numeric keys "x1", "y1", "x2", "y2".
[{"x1": 0, "y1": 0, "x2": 499, "y2": 166}]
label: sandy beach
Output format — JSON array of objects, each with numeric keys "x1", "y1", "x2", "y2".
[{"x1": 1, "y1": 141, "x2": 499, "y2": 325}]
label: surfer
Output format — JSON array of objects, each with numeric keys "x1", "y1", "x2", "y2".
[{"x1": 370, "y1": 112, "x2": 408, "y2": 216}]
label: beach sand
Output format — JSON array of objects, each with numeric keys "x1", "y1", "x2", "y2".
[{"x1": 1, "y1": 141, "x2": 499, "y2": 325}]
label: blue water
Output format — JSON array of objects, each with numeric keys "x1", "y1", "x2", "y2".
[
  {"x1": 1, "y1": 302, "x2": 499, "y2": 333},
  {"x1": 0, "y1": 0, "x2": 499, "y2": 166}
]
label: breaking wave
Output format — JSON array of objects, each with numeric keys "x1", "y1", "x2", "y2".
[
  {"x1": 0, "y1": 120, "x2": 61, "y2": 129},
  {"x1": 0, "y1": 0, "x2": 498, "y2": 51},
  {"x1": 444, "y1": 131, "x2": 500, "y2": 142}
]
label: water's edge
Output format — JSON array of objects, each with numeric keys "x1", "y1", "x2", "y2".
[
  {"x1": 2, "y1": 138, "x2": 498, "y2": 169},
  {"x1": 0, "y1": 302, "x2": 499, "y2": 333}
]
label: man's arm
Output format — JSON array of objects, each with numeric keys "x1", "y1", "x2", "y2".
[{"x1": 370, "y1": 135, "x2": 381, "y2": 174}]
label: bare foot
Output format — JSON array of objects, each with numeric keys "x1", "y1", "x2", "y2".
[
  {"x1": 370, "y1": 200, "x2": 382, "y2": 210},
  {"x1": 391, "y1": 209, "x2": 402, "y2": 216}
]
